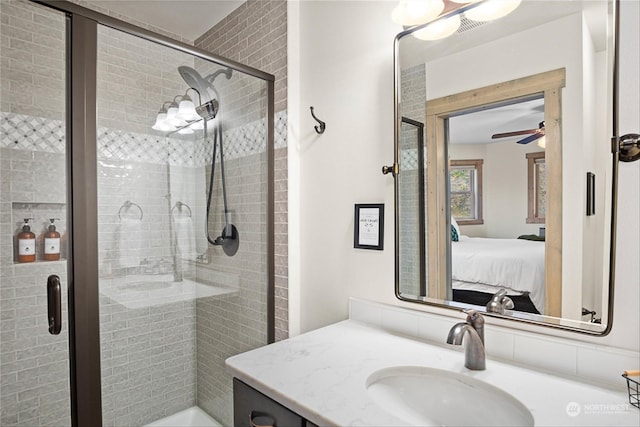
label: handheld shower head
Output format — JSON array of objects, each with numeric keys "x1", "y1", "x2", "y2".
[{"x1": 196, "y1": 99, "x2": 219, "y2": 121}]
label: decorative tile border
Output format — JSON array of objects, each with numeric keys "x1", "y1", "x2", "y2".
[
  {"x1": 1, "y1": 111, "x2": 288, "y2": 167},
  {"x1": 400, "y1": 148, "x2": 419, "y2": 170}
]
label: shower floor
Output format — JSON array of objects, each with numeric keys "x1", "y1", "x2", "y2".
[{"x1": 145, "y1": 406, "x2": 222, "y2": 427}]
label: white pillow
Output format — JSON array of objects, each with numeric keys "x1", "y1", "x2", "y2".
[{"x1": 451, "y1": 216, "x2": 461, "y2": 238}]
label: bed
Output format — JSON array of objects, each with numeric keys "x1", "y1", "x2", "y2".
[{"x1": 451, "y1": 235, "x2": 546, "y2": 314}]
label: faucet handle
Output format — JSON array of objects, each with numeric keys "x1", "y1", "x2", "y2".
[
  {"x1": 465, "y1": 309, "x2": 484, "y2": 326},
  {"x1": 486, "y1": 289, "x2": 514, "y2": 314},
  {"x1": 464, "y1": 309, "x2": 485, "y2": 344}
]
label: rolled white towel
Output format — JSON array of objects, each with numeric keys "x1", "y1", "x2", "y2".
[
  {"x1": 117, "y1": 218, "x2": 143, "y2": 268},
  {"x1": 174, "y1": 216, "x2": 197, "y2": 260}
]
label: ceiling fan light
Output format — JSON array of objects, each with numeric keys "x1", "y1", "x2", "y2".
[
  {"x1": 413, "y1": 14, "x2": 461, "y2": 40},
  {"x1": 465, "y1": 0, "x2": 521, "y2": 22},
  {"x1": 392, "y1": 0, "x2": 445, "y2": 26}
]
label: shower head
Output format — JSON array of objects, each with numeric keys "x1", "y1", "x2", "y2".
[
  {"x1": 178, "y1": 66, "x2": 233, "y2": 97},
  {"x1": 178, "y1": 66, "x2": 210, "y2": 98}
]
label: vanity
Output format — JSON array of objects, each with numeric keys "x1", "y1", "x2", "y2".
[{"x1": 227, "y1": 300, "x2": 639, "y2": 426}]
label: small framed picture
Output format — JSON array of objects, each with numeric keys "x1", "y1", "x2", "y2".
[{"x1": 354, "y1": 203, "x2": 384, "y2": 250}]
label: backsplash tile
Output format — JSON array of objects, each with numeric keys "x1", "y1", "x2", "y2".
[
  {"x1": 513, "y1": 335, "x2": 578, "y2": 376},
  {"x1": 382, "y1": 308, "x2": 419, "y2": 337}
]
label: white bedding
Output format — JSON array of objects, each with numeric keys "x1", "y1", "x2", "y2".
[{"x1": 451, "y1": 236, "x2": 545, "y2": 313}]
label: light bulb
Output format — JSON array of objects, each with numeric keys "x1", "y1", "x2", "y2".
[
  {"x1": 176, "y1": 97, "x2": 200, "y2": 121},
  {"x1": 537, "y1": 135, "x2": 546, "y2": 149},
  {"x1": 391, "y1": 0, "x2": 445, "y2": 26},
  {"x1": 465, "y1": 0, "x2": 521, "y2": 22},
  {"x1": 413, "y1": 14, "x2": 461, "y2": 40},
  {"x1": 152, "y1": 113, "x2": 175, "y2": 132},
  {"x1": 166, "y1": 104, "x2": 186, "y2": 127}
]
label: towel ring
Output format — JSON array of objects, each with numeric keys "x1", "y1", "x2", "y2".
[
  {"x1": 118, "y1": 200, "x2": 143, "y2": 220},
  {"x1": 171, "y1": 201, "x2": 192, "y2": 218}
]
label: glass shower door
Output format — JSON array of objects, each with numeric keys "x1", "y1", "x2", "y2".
[
  {"x1": 95, "y1": 23, "x2": 271, "y2": 427},
  {"x1": 0, "y1": 2, "x2": 71, "y2": 426}
]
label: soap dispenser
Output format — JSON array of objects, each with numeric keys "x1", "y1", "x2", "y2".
[
  {"x1": 17, "y1": 218, "x2": 36, "y2": 263},
  {"x1": 43, "y1": 218, "x2": 61, "y2": 261}
]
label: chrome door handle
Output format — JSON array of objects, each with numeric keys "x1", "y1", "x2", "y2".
[{"x1": 47, "y1": 275, "x2": 62, "y2": 335}]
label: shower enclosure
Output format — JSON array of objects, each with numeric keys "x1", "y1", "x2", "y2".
[{"x1": 0, "y1": 1, "x2": 274, "y2": 426}]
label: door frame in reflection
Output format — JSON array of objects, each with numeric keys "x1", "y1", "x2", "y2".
[{"x1": 424, "y1": 69, "x2": 565, "y2": 317}]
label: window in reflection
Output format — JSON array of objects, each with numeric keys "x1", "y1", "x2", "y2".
[
  {"x1": 526, "y1": 152, "x2": 546, "y2": 223},
  {"x1": 450, "y1": 159, "x2": 483, "y2": 225}
]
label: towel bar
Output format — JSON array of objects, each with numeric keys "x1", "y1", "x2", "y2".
[
  {"x1": 118, "y1": 200, "x2": 143, "y2": 220},
  {"x1": 171, "y1": 201, "x2": 192, "y2": 218}
]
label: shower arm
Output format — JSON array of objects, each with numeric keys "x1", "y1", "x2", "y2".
[{"x1": 205, "y1": 68, "x2": 232, "y2": 84}]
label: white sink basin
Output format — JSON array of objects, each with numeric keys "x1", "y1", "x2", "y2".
[{"x1": 366, "y1": 366, "x2": 534, "y2": 426}]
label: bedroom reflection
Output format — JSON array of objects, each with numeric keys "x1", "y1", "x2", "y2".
[{"x1": 447, "y1": 98, "x2": 547, "y2": 316}]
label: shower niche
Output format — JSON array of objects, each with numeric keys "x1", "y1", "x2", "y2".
[{"x1": 11, "y1": 202, "x2": 67, "y2": 264}]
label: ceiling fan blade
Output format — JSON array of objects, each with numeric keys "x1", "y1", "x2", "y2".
[
  {"x1": 491, "y1": 129, "x2": 539, "y2": 139},
  {"x1": 517, "y1": 132, "x2": 544, "y2": 145}
]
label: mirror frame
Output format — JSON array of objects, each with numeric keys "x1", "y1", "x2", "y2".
[{"x1": 392, "y1": 0, "x2": 620, "y2": 335}]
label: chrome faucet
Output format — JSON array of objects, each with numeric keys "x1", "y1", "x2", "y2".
[
  {"x1": 486, "y1": 288, "x2": 514, "y2": 315},
  {"x1": 446, "y1": 310, "x2": 486, "y2": 370}
]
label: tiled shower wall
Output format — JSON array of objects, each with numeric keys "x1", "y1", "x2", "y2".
[
  {"x1": 196, "y1": 0, "x2": 289, "y2": 342},
  {"x1": 2, "y1": 1, "x2": 279, "y2": 426},
  {"x1": 193, "y1": 2, "x2": 288, "y2": 423},
  {"x1": 0, "y1": 2, "x2": 70, "y2": 425}
]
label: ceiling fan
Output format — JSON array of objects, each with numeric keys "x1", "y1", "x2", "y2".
[{"x1": 491, "y1": 121, "x2": 545, "y2": 144}]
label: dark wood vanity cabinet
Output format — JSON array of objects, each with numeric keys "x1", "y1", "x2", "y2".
[{"x1": 233, "y1": 378, "x2": 319, "y2": 427}]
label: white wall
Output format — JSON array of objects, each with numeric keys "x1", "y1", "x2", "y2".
[
  {"x1": 289, "y1": 0, "x2": 639, "y2": 352},
  {"x1": 290, "y1": 1, "x2": 398, "y2": 333}
]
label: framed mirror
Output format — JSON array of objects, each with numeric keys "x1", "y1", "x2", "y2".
[{"x1": 393, "y1": 0, "x2": 619, "y2": 334}]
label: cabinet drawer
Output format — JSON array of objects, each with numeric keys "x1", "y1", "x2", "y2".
[{"x1": 233, "y1": 378, "x2": 305, "y2": 427}]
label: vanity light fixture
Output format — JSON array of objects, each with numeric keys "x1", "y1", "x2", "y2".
[
  {"x1": 392, "y1": 0, "x2": 445, "y2": 26},
  {"x1": 397, "y1": 0, "x2": 522, "y2": 43},
  {"x1": 413, "y1": 13, "x2": 461, "y2": 40},
  {"x1": 152, "y1": 88, "x2": 214, "y2": 134}
]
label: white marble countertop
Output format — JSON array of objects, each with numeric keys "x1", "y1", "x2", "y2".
[{"x1": 226, "y1": 320, "x2": 640, "y2": 426}]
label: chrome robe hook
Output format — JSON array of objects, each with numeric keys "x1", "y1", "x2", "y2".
[{"x1": 310, "y1": 106, "x2": 326, "y2": 134}]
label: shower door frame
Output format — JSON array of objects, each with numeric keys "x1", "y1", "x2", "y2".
[{"x1": 32, "y1": 2, "x2": 276, "y2": 425}]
